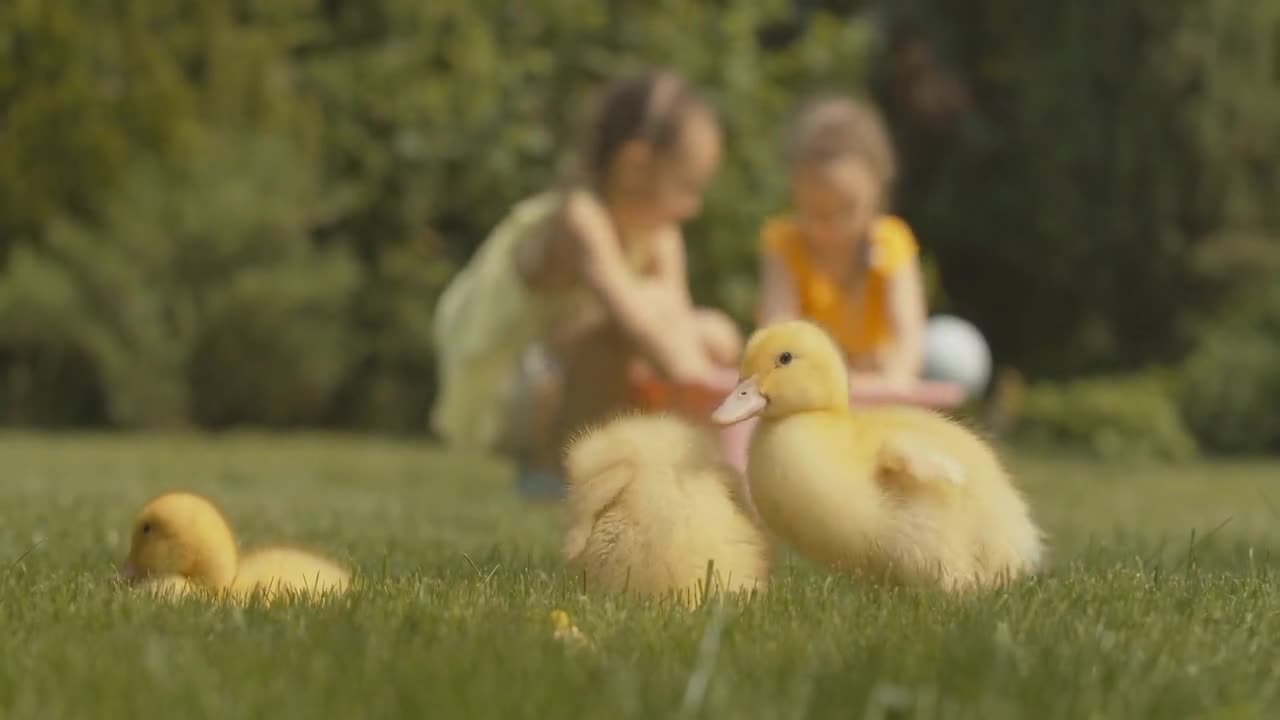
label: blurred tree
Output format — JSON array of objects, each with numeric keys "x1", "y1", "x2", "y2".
[
  {"x1": 0, "y1": 129, "x2": 357, "y2": 428},
  {"x1": 0, "y1": 0, "x2": 881, "y2": 430},
  {"x1": 0, "y1": 0, "x2": 195, "y2": 257},
  {"x1": 1178, "y1": 284, "x2": 1280, "y2": 454},
  {"x1": 4, "y1": 0, "x2": 1275, "y2": 453},
  {"x1": 868, "y1": 0, "x2": 1280, "y2": 377},
  {"x1": 0, "y1": 0, "x2": 348, "y2": 428}
]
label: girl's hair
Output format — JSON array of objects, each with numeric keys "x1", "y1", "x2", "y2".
[
  {"x1": 578, "y1": 69, "x2": 714, "y2": 186},
  {"x1": 785, "y1": 96, "x2": 897, "y2": 191}
]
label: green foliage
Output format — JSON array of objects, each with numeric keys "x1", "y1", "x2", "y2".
[
  {"x1": 1015, "y1": 373, "x2": 1199, "y2": 462},
  {"x1": 0, "y1": 0, "x2": 182, "y2": 247},
  {"x1": 0, "y1": 130, "x2": 358, "y2": 427},
  {"x1": 186, "y1": 254, "x2": 360, "y2": 429},
  {"x1": 332, "y1": 242, "x2": 450, "y2": 433},
  {"x1": 1178, "y1": 285, "x2": 1280, "y2": 455},
  {"x1": 885, "y1": 0, "x2": 1280, "y2": 377},
  {"x1": 5, "y1": 0, "x2": 1275, "y2": 441},
  {"x1": 0, "y1": 0, "x2": 881, "y2": 430}
]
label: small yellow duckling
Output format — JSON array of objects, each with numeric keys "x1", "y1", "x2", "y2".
[
  {"x1": 136, "y1": 574, "x2": 201, "y2": 600},
  {"x1": 549, "y1": 609, "x2": 593, "y2": 649},
  {"x1": 563, "y1": 413, "x2": 770, "y2": 605},
  {"x1": 711, "y1": 321, "x2": 1044, "y2": 591},
  {"x1": 120, "y1": 492, "x2": 351, "y2": 603}
]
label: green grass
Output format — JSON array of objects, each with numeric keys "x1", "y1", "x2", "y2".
[{"x1": 2, "y1": 432, "x2": 1279, "y2": 719}]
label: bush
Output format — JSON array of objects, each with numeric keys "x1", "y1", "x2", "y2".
[
  {"x1": 330, "y1": 242, "x2": 451, "y2": 434},
  {"x1": 1014, "y1": 373, "x2": 1199, "y2": 462},
  {"x1": 876, "y1": 0, "x2": 1280, "y2": 377},
  {"x1": 187, "y1": 255, "x2": 360, "y2": 429},
  {"x1": 0, "y1": 0, "x2": 185, "y2": 251},
  {"x1": 5, "y1": 0, "x2": 1278, "y2": 437},
  {"x1": 0, "y1": 129, "x2": 357, "y2": 428},
  {"x1": 1178, "y1": 285, "x2": 1280, "y2": 454},
  {"x1": 0, "y1": 0, "x2": 885, "y2": 430}
]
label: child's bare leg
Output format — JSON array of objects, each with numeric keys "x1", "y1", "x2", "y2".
[
  {"x1": 524, "y1": 362, "x2": 564, "y2": 472},
  {"x1": 539, "y1": 309, "x2": 743, "y2": 476},
  {"x1": 542, "y1": 324, "x2": 637, "y2": 471}
]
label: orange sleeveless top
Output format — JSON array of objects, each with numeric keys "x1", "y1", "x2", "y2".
[{"x1": 761, "y1": 215, "x2": 920, "y2": 361}]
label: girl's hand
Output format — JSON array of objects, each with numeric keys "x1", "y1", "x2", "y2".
[
  {"x1": 628, "y1": 355, "x2": 736, "y2": 391},
  {"x1": 663, "y1": 353, "x2": 725, "y2": 390},
  {"x1": 628, "y1": 357, "x2": 739, "y2": 414}
]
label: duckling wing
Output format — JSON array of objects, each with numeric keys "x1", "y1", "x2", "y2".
[
  {"x1": 876, "y1": 431, "x2": 967, "y2": 491},
  {"x1": 563, "y1": 414, "x2": 707, "y2": 563},
  {"x1": 235, "y1": 546, "x2": 351, "y2": 598},
  {"x1": 563, "y1": 459, "x2": 633, "y2": 564}
]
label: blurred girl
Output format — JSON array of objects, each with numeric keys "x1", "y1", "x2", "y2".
[
  {"x1": 431, "y1": 69, "x2": 741, "y2": 496},
  {"x1": 755, "y1": 95, "x2": 986, "y2": 397}
]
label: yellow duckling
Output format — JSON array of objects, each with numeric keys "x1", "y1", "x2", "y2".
[
  {"x1": 711, "y1": 321, "x2": 1044, "y2": 591},
  {"x1": 563, "y1": 413, "x2": 770, "y2": 605},
  {"x1": 119, "y1": 492, "x2": 351, "y2": 603},
  {"x1": 548, "y1": 609, "x2": 593, "y2": 649},
  {"x1": 138, "y1": 574, "x2": 200, "y2": 599}
]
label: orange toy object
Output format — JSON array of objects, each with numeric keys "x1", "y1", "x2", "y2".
[{"x1": 627, "y1": 363, "x2": 742, "y2": 417}]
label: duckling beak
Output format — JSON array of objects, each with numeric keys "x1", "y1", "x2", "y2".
[
  {"x1": 712, "y1": 377, "x2": 767, "y2": 426},
  {"x1": 119, "y1": 560, "x2": 141, "y2": 583}
]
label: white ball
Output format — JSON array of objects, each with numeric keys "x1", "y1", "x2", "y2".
[{"x1": 922, "y1": 314, "x2": 992, "y2": 398}]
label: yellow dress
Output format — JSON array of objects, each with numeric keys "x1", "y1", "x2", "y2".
[
  {"x1": 761, "y1": 215, "x2": 920, "y2": 362},
  {"x1": 431, "y1": 192, "x2": 652, "y2": 453}
]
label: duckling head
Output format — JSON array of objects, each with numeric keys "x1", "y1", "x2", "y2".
[
  {"x1": 120, "y1": 492, "x2": 239, "y2": 590},
  {"x1": 711, "y1": 320, "x2": 849, "y2": 425}
]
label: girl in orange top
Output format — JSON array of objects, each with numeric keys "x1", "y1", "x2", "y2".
[{"x1": 757, "y1": 96, "x2": 982, "y2": 393}]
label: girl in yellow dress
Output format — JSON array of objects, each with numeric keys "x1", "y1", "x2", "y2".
[
  {"x1": 713, "y1": 95, "x2": 986, "y2": 476},
  {"x1": 431, "y1": 69, "x2": 741, "y2": 497},
  {"x1": 756, "y1": 95, "x2": 988, "y2": 395}
]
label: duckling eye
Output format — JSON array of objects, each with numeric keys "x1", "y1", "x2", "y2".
[
  {"x1": 141, "y1": 523, "x2": 152, "y2": 535},
  {"x1": 777, "y1": 351, "x2": 793, "y2": 366}
]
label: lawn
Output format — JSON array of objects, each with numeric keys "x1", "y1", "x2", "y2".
[{"x1": 2, "y1": 432, "x2": 1278, "y2": 719}]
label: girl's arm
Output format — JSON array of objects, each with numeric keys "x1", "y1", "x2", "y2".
[
  {"x1": 874, "y1": 257, "x2": 927, "y2": 383},
  {"x1": 566, "y1": 191, "x2": 718, "y2": 386},
  {"x1": 650, "y1": 226, "x2": 695, "y2": 304},
  {"x1": 756, "y1": 249, "x2": 801, "y2": 326}
]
